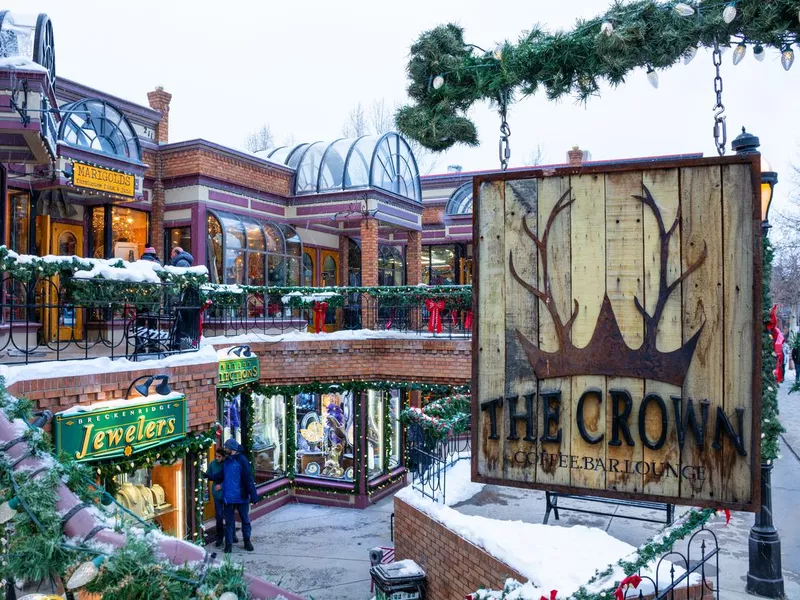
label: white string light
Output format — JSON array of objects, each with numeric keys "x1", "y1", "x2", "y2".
[
  {"x1": 600, "y1": 21, "x2": 614, "y2": 36},
  {"x1": 493, "y1": 44, "x2": 503, "y2": 60},
  {"x1": 722, "y1": 3, "x2": 737, "y2": 24},
  {"x1": 432, "y1": 75, "x2": 444, "y2": 90},
  {"x1": 674, "y1": 3, "x2": 695, "y2": 17},
  {"x1": 753, "y1": 45, "x2": 766, "y2": 62},
  {"x1": 684, "y1": 45, "x2": 698, "y2": 64},
  {"x1": 646, "y1": 67, "x2": 659, "y2": 88},
  {"x1": 782, "y1": 47, "x2": 795, "y2": 71},
  {"x1": 732, "y1": 42, "x2": 747, "y2": 65}
]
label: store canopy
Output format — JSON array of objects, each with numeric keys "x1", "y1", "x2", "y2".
[
  {"x1": 259, "y1": 133, "x2": 422, "y2": 203},
  {"x1": 445, "y1": 182, "x2": 473, "y2": 216},
  {"x1": 58, "y1": 98, "x2": 142, "y2": 163}
]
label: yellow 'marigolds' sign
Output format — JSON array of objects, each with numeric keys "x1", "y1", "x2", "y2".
[{"x1": 73, "y1": 162, "x2": 135, "y2": 197}]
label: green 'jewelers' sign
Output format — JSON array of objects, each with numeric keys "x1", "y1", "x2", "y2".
[
  {"x1": 217, "y1": 355, "x2": 260, "y2": 389},
  {"x1": 54, "y1": 394, "x2": 188, "y2": 463}
]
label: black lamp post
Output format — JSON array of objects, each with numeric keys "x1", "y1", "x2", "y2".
[{"x1": 732, "y1": 127, "x2": 785, "y2": 598}]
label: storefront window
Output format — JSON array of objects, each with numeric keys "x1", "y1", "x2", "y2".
[
  {"x1": 423, "y1": 244, "x2": 459, "y2": 285},
  {"x1": 296, "y1": 392, "x2": 355, "y2": 480},
  {"x1": 165, "y1": 227, "x2": 191, "y2": 263},
  {"x1": 367, "y1": 390, "x2": 385, "y2": 479},
  {"x1": 91, "y1": 206, "x2": 106, "y2": 258},
  {"x1": 303, "y1": 252, "x2": 315, "y2": 286},
  {"x1": 113, "y1": 462, "x2": 185, "y2": 538},
  {"x1": 378, "y1": 245, "x2": 404, "y2": 286},
  {"x1": 221, "y1": 393, "x2": 243, "y2": 448},
  {"x1": 389, "y1": 390, "x2": 402, "y2": 469},
  {"x1": 6, "y1": 191, "x2": 30, "y2": 254},
  {"x1": 111, "y1": 206, "x2": 148, "y2": 261},
  {"x1": 251, "y1": 393, "x2": 286, "y2": 484},
  {"x1": 207, "y1": 213, "x2": 223, "y2": 283}
]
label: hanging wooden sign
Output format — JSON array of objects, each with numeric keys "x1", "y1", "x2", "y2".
[{"x1": 472, "y1": 155, "x2": 762, "y2": 511}]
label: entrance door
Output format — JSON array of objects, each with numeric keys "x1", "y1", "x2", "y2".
[
  {"x1": 459, "y1": 257, "x2": 473, "y2": 285},
  {"x1": 49, "y1": 222, "x2": 84, "y2": 341},
  {"x1": 320, "y1": 250, "x2": 339, "y2": 332}
]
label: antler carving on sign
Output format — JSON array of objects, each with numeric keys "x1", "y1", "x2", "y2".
[
  {"x1": 511, "y1": 184, "x2": 707, "y2": 386},
  {"x1": 509, "y1": 188, "x2": 578, "y2": 350}
]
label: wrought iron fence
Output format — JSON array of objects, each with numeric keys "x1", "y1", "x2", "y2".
[
  {"x1": 625, "y1": 526, "x2": 719, "y2": 599},
  {"x1": 202, "y1": 289, "x2": 473, "y2": 340},
  {"x1": 407, "y1": 423, "x2": 471, "y2": 505},
  {"x1": 0, "y1": 275, "x2": 203, "y2": 364}
]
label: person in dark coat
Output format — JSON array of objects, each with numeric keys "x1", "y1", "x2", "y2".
[
  {"x1": 204, "y1": 449, "x2": 238, "y2": 547},
  {"x1": 207, "y1": 438, "x2": 259, "y2": 553},
  {"x1": 140, "y1": 246, "x2": 161, "y2": 264},
  {"x1": 170, "y1": 247, "x2": 194, "y2": 268}
]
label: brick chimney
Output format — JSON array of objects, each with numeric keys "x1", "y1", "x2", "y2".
[
  {"x1": 567, "y1": 145, "x2": 584, "y2": 167},
  {"x1": 147, "y1": 86, "x2": 172, "y2": 144}
]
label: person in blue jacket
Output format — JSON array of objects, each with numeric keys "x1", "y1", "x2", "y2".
[
  {"x1": 203, "y1": 448, "x2": 238, "y2": 547},
  {"x1": 207, "y1": 438, "x2": 259, "y2": 553}
]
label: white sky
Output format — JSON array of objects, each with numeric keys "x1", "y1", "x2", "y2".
[{"x1": 9, "y1": 0, "x2": 799, "y2": 214}]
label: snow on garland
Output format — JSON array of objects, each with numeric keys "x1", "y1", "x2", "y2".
[{"x1": 400, "y1": 393, "x2": 470, "y2": 439}]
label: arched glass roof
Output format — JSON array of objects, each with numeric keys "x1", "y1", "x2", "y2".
[
  {"x1": 445, "y1": 182, "x2": 473, "y2": 216},
  {"x1": 58, "y1": 98, "x2": 141, "y2": 162},
  {"x1": 262, "y1": 133, "x2": 421, "y2": 202}
]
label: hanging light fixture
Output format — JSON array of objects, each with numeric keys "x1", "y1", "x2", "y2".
[
  {"x1": 646, "y1": 67, "x2": 659, "y2": 88},
  {"x1": 722, "y1": 3, "x2": 737, "y2": 24},
  {"x1": 684, "y1": 45, "x2": 698, "y2": 64},
  {"x1": 782, "y1": 46, "x2": 795, "y2": 71},
  {"x1": 753, "y1": 45, "x2": 766, "y2": 61},
  {"x1": 761, "y1": 157, "x2": 778, "y2": 228},
  {"x1": 733, "y1": 42, "x2": 747, "y2": 65},
  {"x1": 674, "y1": 3, "x2": 695, "y2": 17}
]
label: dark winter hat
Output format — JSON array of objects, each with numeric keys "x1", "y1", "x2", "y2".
[{"x1": 223, "y1": 438, "x2": 240, "y2": 452}]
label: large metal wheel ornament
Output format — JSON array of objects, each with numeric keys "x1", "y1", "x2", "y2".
[{"x1": 33, "y1": 13, "x2": 56, "y2": 83}]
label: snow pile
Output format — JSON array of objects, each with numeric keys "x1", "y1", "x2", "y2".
[
  {"x1": 202, "y1": 328, "x2": 448, "y2": 346},
  {"x1": 396, "y1": 485, "x2": 694, "y2": 598},
  {"x1": 440, "y1": 460, "x2": 484, "y2": 506},
  {"x1": 0, "y1": 57, "x2": 48, "y2": 72},
  {"x1": 281, "y1": 290, "x2": 340, "y2": 304},
  {"x1": 59, "y1": 391, "x2": 186, "y2": 416},
  {"x1": 0, "y1": 345, "x2": 219, "y2": 387},
  {"x1": 72, "y1": 259, "x2": 163, "y2": 284}
]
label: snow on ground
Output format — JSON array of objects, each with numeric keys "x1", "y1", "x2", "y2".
[
  {"x1": 202, "y1": 328, "x2": 467, "y2": 346},
  {"x1": 398, "y1": 468, "x2": 696, "y2": 599},
  {"x1": 0, "y1": 345, "x2": 218, "y2": 386}
]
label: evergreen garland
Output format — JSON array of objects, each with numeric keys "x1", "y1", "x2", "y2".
[
  {"x1": 763, "y1": 236, "x2": 786, "y2": 461},
  {"x1": 400, "y1": 393, "x2": 471, "y2": 440},
  {"x1": 397, "y1": 0, "x2": 800, "y2": 150}
]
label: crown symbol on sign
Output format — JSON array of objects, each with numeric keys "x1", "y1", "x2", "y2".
[{"x1": 511, "y1": 185, "x2": 707, "y2": 387}]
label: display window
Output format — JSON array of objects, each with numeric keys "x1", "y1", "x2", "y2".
[
  {"x1": 5, "y1": 191, "x2": 31, "y2": 254},
  {"x1": 251, "y1": 393, "x2": 287, "y2": 484},
  {"x1": 389, "y1": 390, "x2": 402, "y2": 470},
  {"x1": 221, "y1": 393, "x2": 243, "y2": 447},
  {"x1": 295, "y1": 392, "x2": 355, "y2": 480},
  {"x1": 113, "y1": 461, "x2": 185, "y2": 538},
  {"x1": 165, "y1": 226, "x2": 192, "y2": 263},
  {"x1": 90, "y1": 205, "x2": 149, "y2": 261},
  {"x1": 367, "y1": 390, "x2": 402, "y2": 478}
]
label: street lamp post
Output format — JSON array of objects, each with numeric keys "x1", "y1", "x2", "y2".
[{"x1": 732, "y1": 127, "x2": 784, "y2": 598}]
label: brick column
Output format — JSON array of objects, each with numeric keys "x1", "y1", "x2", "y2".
[
  {"x1": 360, "y1": 219, "x2": 379, "y2": 329},
  {"x1": 406, "y1": 230, "x2": 422, "y2": 286},
  {"x1": 147, "y1": 87, "x2": 172, "y2": 261}
]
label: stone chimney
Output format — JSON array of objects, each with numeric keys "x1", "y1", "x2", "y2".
[
  {"x1": 567, "y1": 145, "x2": 584, "y2": 167},
  {"x1": 147, "y1": 86, "x2": 172, "y2": 144}
]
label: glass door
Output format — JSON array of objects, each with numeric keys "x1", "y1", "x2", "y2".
[
  {"x1": 320, "y1": 250, "x2": 339, "y2": 332},
  {"x1": 49, "y1": 222, "x2": 84, "y2": 342}
]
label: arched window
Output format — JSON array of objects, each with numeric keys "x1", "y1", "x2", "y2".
[
  {"x1": 262, "y1": 133, "x2": 422, "y2": 202},
  {"x1": 58, "y1": 98, "x2": 141, "y2": 161},
  {"x1": 206, "y1": 209, "x2": 303, "y2": 286},
  {"x1": 445, "y1": 182, "x2": 473, "y2": 216}
]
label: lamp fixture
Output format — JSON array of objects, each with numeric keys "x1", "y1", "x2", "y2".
[
  {"x1": 761, "y1": 158, "x2": 778, "y2": 230},
  {"x1": 227, "y1": 345, "x2": 253, "y2": 358},
  {"x1": 125, "y1": 374, "x2": 171, "y2": 399}
]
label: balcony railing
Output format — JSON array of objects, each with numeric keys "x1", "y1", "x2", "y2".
[{"x1": 0, "y1": 275, "x2": 473, "y2": 364}]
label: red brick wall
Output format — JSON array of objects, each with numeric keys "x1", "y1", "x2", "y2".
[
  {"x1": 394, "y1": 497, "x2": 525, "y2": 600},
  {"x1": 360, "y1": 218, "x2": 379, "y2": 287},
  {"x1": 8, "y1": 361, "x2": 219, "y2": 434},
  {"x1": 423, "y1": 206, "x2": 445, "y2": 226},
  {"x1": 161, "y1": 148, "x2": 292, "y2": 197},
  {"x1": 147, "y1": 87, "x2": 172, "y2": 144},
  {"x1": 406, "y1": 230, "x2": 422, "y2": 286},
  {"x1": 247, "y1": 338, "x2": 471, "y2": 385},
  {"x1": 339, "y1": 234, "x2": 349, "y2": 286}
]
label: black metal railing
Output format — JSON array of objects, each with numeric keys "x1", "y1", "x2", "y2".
[
  {"x1": 0, "y1": 275, "x2": 203, "y2": 364},
  {"x1": 407, "y1": 423, "x2": 471, "y2": 505}
]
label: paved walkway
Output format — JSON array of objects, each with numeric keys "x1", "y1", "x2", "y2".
[{"x1": 214, "y1": 379, "x2": 800, "y2": 599}]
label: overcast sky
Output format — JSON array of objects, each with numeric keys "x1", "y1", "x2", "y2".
[{"x1": 9, "y1": 0, "x2": 799, "y2": 214}]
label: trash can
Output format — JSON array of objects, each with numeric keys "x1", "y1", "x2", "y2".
[{"x1": 370, "y1": 559, "x2": 426, "y2": 600}]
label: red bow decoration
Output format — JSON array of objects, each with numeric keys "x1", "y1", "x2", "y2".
[
  {"x1": 539, "y1": 591, "x2": 558, "y2": 600},
  {"x1": 425, "y1": 299, "x2": 445, "y2": 334},
  {"x1": 312, "y1": 301, "x2": 328, "y2": 334},
  {"x1": 464, "y1": 310, "x2": 473, "y2": 331},
  {"x1": 766, "y1": 305, "x2": 785, "y2": 383},
  {"x1": 718, "y1": 508, "x2": 731, "y2": 525},
  {"x1": 614, "y1": 575, "x2": 642, "y2": 600},
  {"x1": 197, "y1": 299, "x2": 213, "y2": 343}
]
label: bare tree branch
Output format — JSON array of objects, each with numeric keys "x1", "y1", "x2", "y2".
[{"x1": 243, "y1": 124, "x2": 274, "y2": 153}]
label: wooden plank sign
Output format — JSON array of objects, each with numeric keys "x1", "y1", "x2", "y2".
[{"x1": 472, "y1": 155, "x2": 762, "y2": 511}]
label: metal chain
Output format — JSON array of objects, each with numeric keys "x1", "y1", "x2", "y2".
[
  {"x1": 498, "y1": 88, "x2": 511, "y2": 171},
  {"x1": 712, "y1": 42, "x2": 727, "y2": 156}
]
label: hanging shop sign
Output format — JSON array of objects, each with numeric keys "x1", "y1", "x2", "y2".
[
  {"x1": 217, "y1": 350, "x2": 260, "y2": 389},
  {"x1": 72, "y1": 161, "x2": 136, "y2": 197},
  {"x1": 54, "y1": 394, "x2": 188, "y2": 462},
  {"x1": 472, "y1": 155, "x2": 762, "y2": 511}
]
